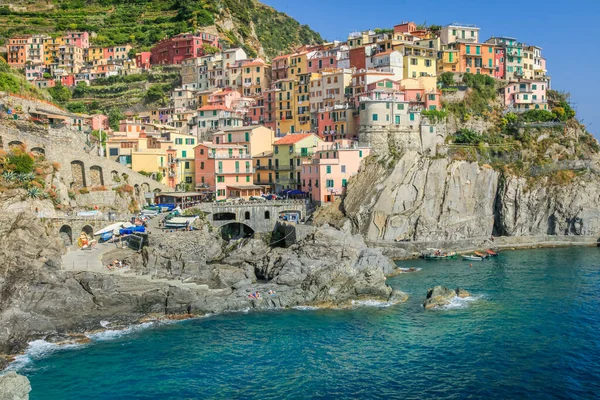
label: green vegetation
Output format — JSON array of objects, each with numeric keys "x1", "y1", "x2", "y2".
[
  {"x1": 443, "y1": 73, "x2": 498, "y2": 121},
  {"x1": 421, "y1": 109, "x2": 448, "y2": 123},
  {"x1": 0, "y1": 60, "x2": 48, "y2": 100},
  {"x1": 107, "y1": 107, "x2": 125, "y2": 131},
  {"x1": 438, "y1": 72, "x2": 454, "y2": 87},
  {"x1": 48, "y1": 83, "x2": 72, "y2": 103},
  {"x1": 0, "y1": 0, "x2": 322, "y2": 57}
]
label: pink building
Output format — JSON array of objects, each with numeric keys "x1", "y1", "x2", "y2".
[
  {"x1": 301, "y1": 140, "x2": 370, "y2": 204},
  {"x1": 65, "y1": 32, "x2": 90, "y2": 49},
  {"x1": 88, "y1": 114, "x2": 110, "y2": 131},
  {"x1": 501, "y1": 79, "x2": 548, "y2": 112},
  {"x1": 494, "y1": 48, "x2": 505, "y2": 79},
  {"x1": 194, "y1": 142, "x2": 261, "y2": 200},
  {"x1": 308, "y1": 49, "x2": 338, "y2": 73},
  {"x1": 208, "y1": 88, "x2": 242, "y2": 108}
]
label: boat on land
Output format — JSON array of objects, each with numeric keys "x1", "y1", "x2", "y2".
[
  {"x1": 165, "y1": 216, "x2": 199, "y2": 229},
  {"x1": 474, "y1": 251, "x2": 488, "y2": 259},
  {"x1": 423, "y1": 250, "x2": 457, "y2": 260},
  {"x1": 486, "y1": 249, "x2": 499, "y2": 256},
  {"x1": 463, "y1": 254, "x2": 485, "y2": 261},
  {"x1": 94, "y1": 222, "x2": 125, "y2": 236}
]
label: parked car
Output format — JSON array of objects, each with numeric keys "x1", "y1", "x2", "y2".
[{"x1": 249, "y1": 195, "x2": 266, "y2": 201}]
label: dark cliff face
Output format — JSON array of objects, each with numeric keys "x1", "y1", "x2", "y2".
[{"x1": 343, "y1": 151, "x2": 600, "y2": 242}]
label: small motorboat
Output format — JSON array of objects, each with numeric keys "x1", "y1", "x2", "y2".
[
  {"x1": 463, "y1": 254, "x2": 485, "y2": 261},
  {"x1": 423, "y1": 250, "x2": 457, "y2": 260},
  {"x1": 486, "y1": 249, "x2": 499, "y2": 257},
  {"x1": 100, "y1": 231, "x2": 113, "y2": 242},
  {"x1": 119, "y1": 226, "x2": 146, "y2": 235},
  {"x1": 474, "y1": 251, "x2": 488, "y2": 259},
  {"x1": 94, "y1": 222, "x2": 125, "y2": 236}
]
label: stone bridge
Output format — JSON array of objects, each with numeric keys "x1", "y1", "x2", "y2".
[
  {"x1": 43, "y1": 216, "x2": 115, "y2": 248},
  {"x1": 0, "y1": 121, "x2": 168, "y2": 198},
  {"x1": 207, "y1": 200, "x2": 310, "y2": 234}
]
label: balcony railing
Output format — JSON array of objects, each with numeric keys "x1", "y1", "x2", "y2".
[
  {"x1": 273, "y1": 164, "x2": 295, "y2": 171},
  {"x1": 217, "y1": 168, "x2": 256, "y2": 174},
  {"x1": 208, "y1": 153, "x2": 252, "y2": 159}
]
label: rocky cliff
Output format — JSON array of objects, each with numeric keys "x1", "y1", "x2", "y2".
[
  {"x1": 343, "y1": 150, "x2": 600, "y2": 242},
  {"x1": 0, "y1": 372, "x2": 31, "y2": 400}
]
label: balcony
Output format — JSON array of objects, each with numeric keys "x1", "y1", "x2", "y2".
[
  {"x1": 208, "y1": 153, "x2": 252, "y2": 159},
  {"x1": 217, "y1": 168, "x2": 256, "y2": 174},
  {"x1": 273, "y1": 164, "x2": 295, "y2": 171},
  {"x1": 256, "y1": 165, "x2": 273, "y2": 170}
]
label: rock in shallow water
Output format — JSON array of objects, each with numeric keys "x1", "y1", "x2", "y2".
[
  {"x1": 423, "y1": 286, "x2": 471, "y2": 309},
  {"x1": 0, "y1": 371, "x2": 31, "y2": 400}
]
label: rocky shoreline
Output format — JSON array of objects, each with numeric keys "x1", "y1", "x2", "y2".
[{"x1": 0, "y1": 211, "x2": 409, "y2": 371}]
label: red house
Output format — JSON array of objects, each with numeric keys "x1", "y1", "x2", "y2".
[
  {"x1": 60, "y1": 75, "x2": 76, "y2": 87},
  {"x1": 135, "y1": 52, "x2": 151, "y2": 70},
  {"x1": 150, "y1": 32, "x2": 220, "y2": 66}
]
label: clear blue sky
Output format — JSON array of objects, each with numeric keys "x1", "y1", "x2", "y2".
[{"x1": 262, "y1": 0, "x2": 599, "y2": 136}]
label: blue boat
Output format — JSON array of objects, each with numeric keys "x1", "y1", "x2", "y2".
[
  {"x1": 119, "y1": 226, "x2": 146, "y2": 235},
  {"x1": 100, "y1": 232, "x2": 113, "y2": 242}
]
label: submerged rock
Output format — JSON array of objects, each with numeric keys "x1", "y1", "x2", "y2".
[{"x1": 423, "y1": 286, "x2": 471, "y2": 309}]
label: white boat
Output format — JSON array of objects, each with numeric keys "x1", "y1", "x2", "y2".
[
  {"x1": 462, "y1": 255, "x2": 485, "y2": 261},
  {"x1": 165, "y1": 216, "x2": 198, "y2": 228},
  {"x1": 94, "y1": 222, "x2": 125, "y2": 236},
  {"x1": 77, "y1": 210, "x2": 102, "y2": 217}
]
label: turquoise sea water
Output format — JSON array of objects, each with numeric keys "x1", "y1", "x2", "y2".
[{"x1": 14, "y1": 247, "x2": 600, "y2": 399}]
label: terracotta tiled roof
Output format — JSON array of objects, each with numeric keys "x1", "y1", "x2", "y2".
[{"x1": 274, "y1": 133, "x2": 313, "y2": 145}]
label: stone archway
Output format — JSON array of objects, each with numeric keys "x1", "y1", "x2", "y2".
[
  {"x1": 213, "y1": 212, "x2": 236, "y2": 221},
  {"x1": 111, "y1": 170, "x2": 119, "y2": 183},
  {"x1": 70, "y1": 160, "x2": 86, "y2": 189},
  {"x1": 121, "y1": 173, "x2": 129, "y2": 183},
  {"x1": 220, "y1": 222, "x2": 255, "y2": 241},
  {"x1": 31, "y1": 147, "x2": 45, "y2": 156},
  {"x1": 141, "y1": 183, "x2": 150, "y2": 193},
  {"x1": 81, "y1": 225, "x2": 94, "y2": 238},
  {"x1": 89, "y1": 165, "x2": 104, "y2": 186},
  {"x1": 8, "y1": 141, "x2": 24, "y2": 149},
  {"x1": 59, "y1": 225, "x2": 73, "y2": 246}
]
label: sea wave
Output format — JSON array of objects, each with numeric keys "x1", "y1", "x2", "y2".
[
  {"x1": 351, "y1": 300, "x2": 394, "y2": 308},
  {"x1": 292, "y1": 306, "x2": 320, "y2": 311},
  {"x1": 438, "y1": 295, "x2": 484, "y2": 310},
  {"x1": 7, "y1": 339, "x2": 87, "y2": 371},
  {"x1": 86, "y1": 321, "x2": 157, "y2": 341}
]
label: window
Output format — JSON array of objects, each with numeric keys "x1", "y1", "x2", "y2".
[
  {"x1": 359, "y1": 150, "x2": 363, "y2": 157},
  {"x1": 372, "y1": 114, "x2": 378, "y2": 121},
  {"x1": 342, "y1": 179, "x2": 347, "y2": 187},
  {"x1": 532, "y1": 84, "x2": 537, "y2": 90},
  {"x1": 341, "y1": 165, "x2": 346, "y2": 173},
  {"x1": 428, "y1": 94, "x2": 435, "y2": 101},
  {"x1": 466, "y1": 45, "x2": 470, "y2": 54},
  {"x1": 274, "y1": 146, "x2": 279, "y2": 154},
  {"x1": 326, "y1": 179, "x2": 334, "y2": 188},
  {"x1": 182, "y1": 150, "x2": 187, "y2": 158},
  {"x1": 326, "y1": 166, "x2": 331, "y2": 174},
  {"x1": 200, "y1": 162, "x2": 204, "y2": 169},
  {"x1": 410, "y1": 113, "x2": 415, "y2": 121},
  {"x1": 244, "y1": 132, "x2": 249, "y2": 141},
  {"x1": 395, "y1": 115, "x2": 400, "y2": 124},
  {"x1": 264, "y1": 211, "x2": 270, "y2": 219},
  {"x1": 227, "y1": 133, "x2": 232, "y2": 142},
  {"x1": 315, "y1": 179, "x2": 319, "y2": 187},
  {"x1": 184, "y1": 161, "x2": 190, "y2": 169},
  {"x1": 109, "y1": 148, "x2": 119, "y2": 156},
  {"x1": 397, "y1": 104, "x2": 404, "y2": 111},
  {"x1": 217, "y1": 176, "x2": 224, "y2": 183}
]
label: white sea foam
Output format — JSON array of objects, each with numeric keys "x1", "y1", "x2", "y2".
[
  {"x1": 292, "y1": 306, "x2": 320, "y2": 311},
  {"x1": 398, "y1": 268, "x2": 422, "y2": 273},
  {"x1": 351, "y1": 300, "x2": 394, "y2": 308},
  {"x1": 99, "y1": 320, "x2": 111, "y2": 328},
  {"x1": 438, "y1": 295, "x2": 483, "y2": 310},
  {"x1": 7, "y1": 339, "x2": 86, "y2": 371},
  {"x1": 86, "y1": 321, "x2": 156, "y2": 341}
]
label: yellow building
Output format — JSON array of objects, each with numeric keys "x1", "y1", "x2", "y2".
[
  {"x1": 131, "y1": 150, "x2": 169, "y2": 184},
  {"x1": 240, "y1": 59, "x2": 271, "y2": 97},
  {"x1": 43, "y1": 37, "x2": 66, "y2": 66},
  {"x1": 254, "y1": 150, "x2": 275, "y2": 190},
  {"x1": 272, "y1": 133, "x2": 323, "y2": 190},
  {"x1": 86, "y1": 46, "x2": 106, "y2": 65},
  {"x1": 394, "y1": 44, "x2": 437, "y2": 79}
]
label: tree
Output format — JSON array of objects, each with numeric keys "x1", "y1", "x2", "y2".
[
  {"x1": 48, "y1": 83, "x2": 71, "y2": 103},
  {"x1": 107, "y1": 107, "x2": 125, "y2": 131},
  {"x1": 145, "y1": 85, "x2": 164, "y2": 103},
  {"x1": 452, "y1": 129, "x2": 484, "y2": 145},
  {"x1": 439, "y1": 72, "x2": 454, "y2": 87},
  {"x1": 66, "y1": 101, "x2": 87, "y2": 113}
]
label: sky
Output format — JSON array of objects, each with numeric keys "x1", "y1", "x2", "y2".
[{"x1": 262, "y1": 0, "x2": 599, "y2": 137}]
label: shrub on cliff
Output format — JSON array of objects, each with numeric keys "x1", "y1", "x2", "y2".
[{"x1": 6, "y1": 149, "x2": 34, "y2": 174}]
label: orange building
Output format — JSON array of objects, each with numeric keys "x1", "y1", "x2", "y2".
[
  {"x1": 439, "y1": 43, "x2": 497, "y2": 76},
  {"x1": 8, "y1": 36, "x2": 31, "y2": 68}
]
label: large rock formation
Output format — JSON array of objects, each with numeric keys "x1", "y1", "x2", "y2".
[
  {"x1": 344, "y1": 150, "x2": 600, "y2": 241},
  {"x1": 0, "y1": 372, "x2": 31, "y2": 400}
]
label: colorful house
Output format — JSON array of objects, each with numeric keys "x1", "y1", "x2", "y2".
[
  {"x1": 197, "y1": 105, "x2": 244, "y2": 136},
  {"x1": 272, "y1": 133, "x2": 323, "y2": 191},
  {"x1": 212, "y1": 125, "x2": 274, "y2": 156},
  {"x1": 254, "y1": 151, "x2": 275, "y2": 190},
  {"x1": 150, "y1": 32, "x2": 220, "y2": 65},
  {"x1": 240, "y1": 59, "x2": 271, "y2": 97},
  {"x1": 194, "y1": 143, "x2": 259, "y2": 200},
  {"x1": 301, "y1": 140, "x2": 370, "y2": 204},
  {"x1": 440, "y1": 23, "x2": 480, "y2": 45},
  {"x1": 500, "y1": 79, "x2": 548, "y2": 112}
]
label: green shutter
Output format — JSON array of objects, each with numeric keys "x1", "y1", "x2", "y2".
[{"x1": 182, "y1": 150, "x2": 187, "y2": 158}]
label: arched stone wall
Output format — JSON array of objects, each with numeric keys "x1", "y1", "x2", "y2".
[
  {"x1": 89, "y1": 165, "x2": 104, "y2": 186},
  {"x1": 81, "y1": 225, "x2": 94, "y2": 238},
  {"x1": 8, "y1": 140, "x2": 24, "y2": 149},
  {"x1": 70, "y1": 160, "x2": 86, "y2": 189},
  {"x1": 59, "y1": 225, "x2": 73, "y2": 246},
  {"x1": 30, "y1": 147, "x2": 45, "y2": 156}
]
